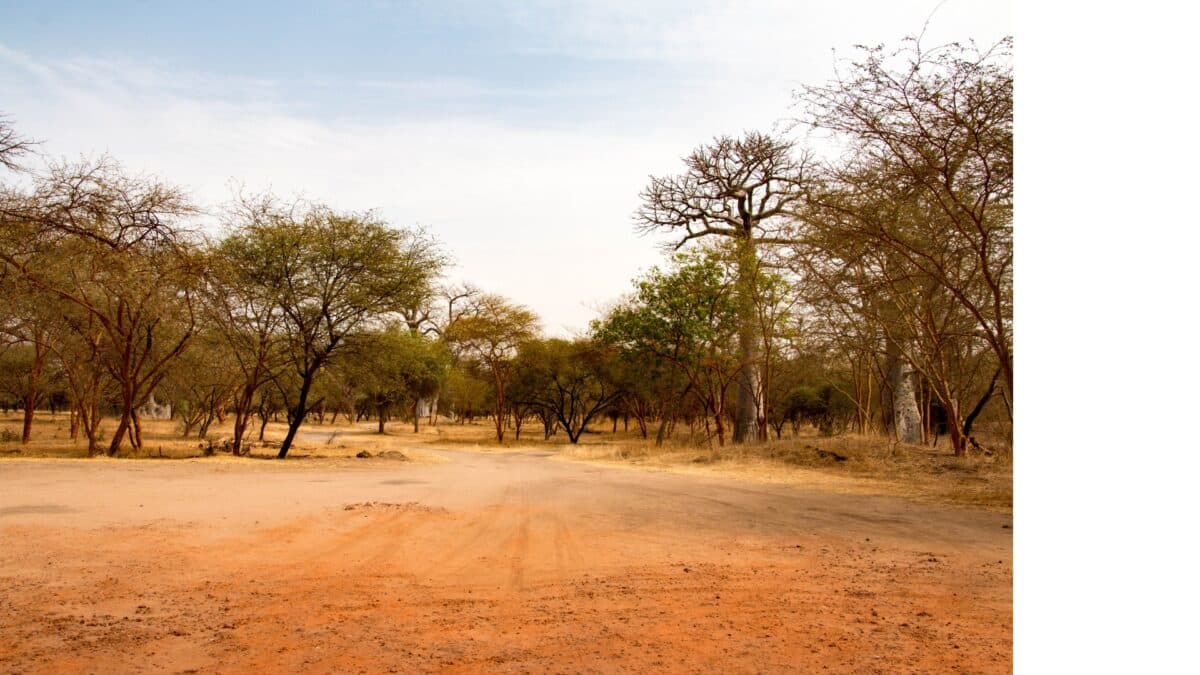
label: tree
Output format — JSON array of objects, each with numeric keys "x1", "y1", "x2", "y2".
[
  {"x1": 512, "y1": 338, "x2": 624, "y2": 444},
  {"x1": 594, "y1": 252, "x2": 742, "y2": 447},
  {"x1": 220, "y1": 198, "x2": 443, "y2": 458},
  {"x1": 0, "y1": 114, "x2": 36, "y2": 171},
  {"x1": 794, "y1": 37, "x2": 1013, "y2": 415},
  {"x1": 205, "y1": 223, "x2": 291, "y2": 455},
  {"x1": 0, "y1": 273, "x2": 58, "y2": 443},
  {"x1": 445, "y1": 294, "x2": 538, "y2": 442},
  {"x1": 441, "y1": 366, "x2": 490, "y2": 425},
  {"x1": 0, "y1": 158, "x2": 201, "y2": 455},
  {"x1": 159, "y1": 328, "x2": 238, "y2": 439},
  {"x1": 637, "y1": 131, "x2": 812, "y2": 444},
  {"x1": 341, "y1": 328, "x2": 449, "y2": 434}
]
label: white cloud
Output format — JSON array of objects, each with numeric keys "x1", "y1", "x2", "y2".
[
  {"x1": 0, "y1": 44, "x2": 691, "y2": 335},
  {"x1": 0, "y1": 1, "x2": 1010, "y2": 335}
]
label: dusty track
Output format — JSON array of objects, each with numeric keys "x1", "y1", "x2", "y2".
[{"x1": 0, "y1": 450, "x2": 1011, "y2": 673}]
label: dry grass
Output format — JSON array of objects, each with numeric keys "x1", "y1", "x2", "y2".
[
  {"x1": 415, "y1": 417, "x2": 1011, "y2": 511},
  {"x1": 0, "y1": 412, "x2": 447, "y2": 464},
  {"x1": 0, "y1": 411, "x2": 1011, "y2": 510},
  {"x1": 559, "y1": 432, "x2": 1012, "y2": 511}
]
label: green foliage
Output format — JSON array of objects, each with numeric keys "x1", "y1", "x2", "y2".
[
  {"x1": 593, "y1": 250, "x2": 739, "y2": 366},
  {"x1": 782, "y1": 383, "x2": 856, "y2": 436},
  {"x1": 444, "y1": 294, "x2": 539, "y2": 441},
  {"x1": 510, "y1": 338, "x2": 622, "y2": 443},
  {"x1": 218, "y1": 198, "x2": 445, "y2": 455},
  {"x1": 593, "y1": 250, "x2": 745, "y2": 444},
  {"x1": 441, "y1": 366, "x2": 491, "y2": 422},
  {"x1": 334, "y1": 327, "x2": 449, "y2": 431}
]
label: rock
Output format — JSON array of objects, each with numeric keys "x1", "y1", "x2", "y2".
[{"x1": 356, "y1": 450, "x2": 372, "y2": 458}]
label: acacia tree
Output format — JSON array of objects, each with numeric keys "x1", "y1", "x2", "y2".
[
  {"x1": 221, "y1": 199, "x2": 443, "y2": 458},
  {"x1": 445, "y1": 294, "x2": 537, "y2": 442},
  {"x1": 637, "y1": 131, "x2": 811, "y2": 443},
  {"x1": 441, "y1": 366, "x2": 490, "y2": 425},
  {"x1": 512, "y1": 338, "x2": 623, "y2": 444},
  {"x1": 794, "y1": 37, "x2": 1013, "y2": 413},
  {"x1": 341, "y1": 328, "x2": 449, "y2": 434},
  {"x1": 205, "y1": 195, "x2": 304, "y2": 454},
  {"x1": 0, "y1": 158, "x2": 201, "y2": 455},
  {"x1": 160, "y1": 328, "x2": 238, "y2": 439},
  {"x1": 0, "y1": 274, "x2": 57, "y2": 443}
]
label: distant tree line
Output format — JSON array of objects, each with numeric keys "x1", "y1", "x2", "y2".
[{"x1": 0, "y1": 36, "x2": 1011, "y2": 457}]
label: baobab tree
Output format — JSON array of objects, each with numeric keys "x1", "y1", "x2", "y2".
[{"x1": 637, "y1": 131, "x2": 811, "y2": 443}]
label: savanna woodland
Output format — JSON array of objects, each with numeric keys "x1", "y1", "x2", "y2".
[
  {"x1": 2, "y1": 38, "x2": 1011, "y2": 462},
  {"x1": 1, "y1": 34, "x2": 1013, "y2": 673}
]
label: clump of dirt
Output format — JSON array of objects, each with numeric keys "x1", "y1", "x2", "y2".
[
  {"x1": 764, "y1": 444, "x2": 848, "y2": 465},
  {"x1": 342, "y1": 501, "x2": 447, "y2": 514}
]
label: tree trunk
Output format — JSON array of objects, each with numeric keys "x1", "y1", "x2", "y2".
[
  {"x1": 963, "y1": 368, "x2": 1000, "y2": 438},
  {"x1": 732, "y1": 238, "x2": 762, "y2": 444},
  {"x1": 20, "y1": 339, "x2": 46, "y2": 444},
  {"x1": 231, "y1": 384, "x2": 255, "y2": 455},
  {"x1": 946, "y1": 400, "x2": 968, "y2": 456},
  {"x1": 69, "y1": 405, "x2": 80, "y2": 441},
  {"x1": 21, "y1": 395, "x2": 36, "y2": 445},
  {"x1": 132, "y1": 410, "x2": 144, "y2": 449},
  {"x1": 278, "y1": 372, "x2": 317, "y2": 459},
  {"x1": 108, "y1": 411, "x2": 131, "y2": 457},
  {"x1": 886, "y1": 343, "x2": 922, "y2": 444}
]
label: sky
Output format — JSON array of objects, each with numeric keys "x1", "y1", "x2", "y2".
[{"x1": 0, "y1": 0, "x2": 1011, "y2": 335}]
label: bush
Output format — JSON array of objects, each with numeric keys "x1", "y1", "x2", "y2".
[{"x1": 782, "y1": 383, "x2": 856, "y2": 436}]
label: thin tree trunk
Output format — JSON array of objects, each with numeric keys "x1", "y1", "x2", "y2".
[
  {"x1": 963, "y1": 368, "x2": 1001, "y2": 439},
  {"x1": 132, "y1": 409, "x2": 144, "y2": 449},
  {"x1": 108, "y1": 411, "x2": 131, "y2": 457},
  {"x1": 21, "y1": 395, "x2": 36, "y2": 445},
  {"x1": 69, "y1": 405, "x2": 80, "y2": 441}
]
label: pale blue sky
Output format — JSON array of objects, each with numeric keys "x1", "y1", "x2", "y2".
[{"x1": 0, "y1": 0, "x2": 1011, "y2": 334}]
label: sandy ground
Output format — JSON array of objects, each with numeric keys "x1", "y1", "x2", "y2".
[{"x1": 0, "y1": 449, "x2": 1011, "y2": 673}]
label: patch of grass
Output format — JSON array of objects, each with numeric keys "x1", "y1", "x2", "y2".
[
  {"x1": 559, "y1": 431, "x2": 1012, "y2": 511},
  {"x1": 0, "y1": 412, "x2": 449, "y2": 463}
]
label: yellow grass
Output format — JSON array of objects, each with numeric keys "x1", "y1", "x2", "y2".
[
  {"x1": 0, "y1": 412, "x2": 446, "y2": 464},
  {"x1": 0, "y1": 411, "x2": 1010, "y2": 510},
  {"x1": 418, "y1": 417, "x2": 1012, "y2": 511},
  {"x1": 559, "y1": 433, "x2": 1013, "y2": 511}
]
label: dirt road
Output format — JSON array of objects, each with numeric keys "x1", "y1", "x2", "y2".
[{"x1": 0, "y1": 450, "x2": 1011, "y2": 673}]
